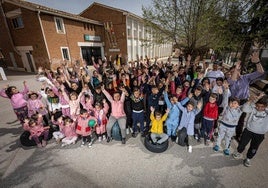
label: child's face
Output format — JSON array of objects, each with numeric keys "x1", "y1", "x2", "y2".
[
  {"x1": 134, "y1": 90, "x2": 140, "y2": 98},
  {"x1": 96, "y1": 88, "x2": 101, "y2": 94},
  {"x1": 70, "y1": 94, "x2": 77, "y2": 100},
  {"x1": 187, "y1": 104, "x2": 194, "y2": 111},
  {"x1": 194, "y1": 89, "x2": 202, "y2": 96},
  {"x1": 11, "y1": 87, "x2": 18, "y2": 94},
  {"x1": 216, "y1": 81, "x2": 223, "y2": 86},
  {"x1": 65, "y1": 121, "x2": 71, "y2": 127},
  {"x1": 152, "y1": 88, "x2": 159, "y2": 94},
  {"x1": 155, "y1": 115, "x2": 161, "y2": 120},
  {"x1": 113, "y1": 93, "x2": 120, "y2": 101},
  {"x1": 209, "y1": 96, "x2": 217, "y2": 103},
  {"x1": 176, "y1": 88, "x2": 182, "y2": 94},
  {"x1": 255, "y1": 103, "x2": 267, "y2": 112},
  {"x1": 30, "y1": 122, "x2": 36, "y2": 127},
  {"x1": 30, "y1": 94, "x2": 38, "y2": 100},
  {"x1": 81, "y1": 112, "x2": 88, "y2": 118},
  {"x1": 95, "y1": 104, "x2": 101, "y2": 111},
  {"x1": 230, "y1": 101, "x2": 239, "y2": 109},
  {"x1": 170, "y1": 96, "x2": 178, "y2": 104}
]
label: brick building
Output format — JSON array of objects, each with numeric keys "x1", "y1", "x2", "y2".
[
  {"x1": 0, "y1": 0, "x2": 105, "y2": 72},
  {"x1": 80, "y1": 2, "x2": 173, "y2": 63}
]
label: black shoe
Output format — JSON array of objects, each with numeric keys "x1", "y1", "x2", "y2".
[
  {"x1": 141, "y1": 132, "x2": 145, "y2": 137},
  {"x1": 132, "y1": 133, "x2": 137, "y2": 138},
  {"x1": 106, "y1": 137, "x2": 111, "y2": 143},
  {"x1": 122, "y1": 138, "x2": 126, "y2": 144}
]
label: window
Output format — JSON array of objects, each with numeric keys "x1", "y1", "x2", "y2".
[
  {"x1": 11, "y1": 16, "x2": 24, "y2": 29},
  {"x1": 127, "y1": 28, "x2": 131, "y2": 37},
  {"x1": 54, "y1": 17, "x2": 65, "y2": 34},
  {"x1": 61, "y1": 47, "x2": 70, "y2": 60}
]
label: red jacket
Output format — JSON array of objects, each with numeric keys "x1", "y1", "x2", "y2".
[{"x1": 203, "y1": 102, "x2": 218, "y2": 120}]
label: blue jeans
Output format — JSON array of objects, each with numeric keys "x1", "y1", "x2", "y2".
[{"x1": 132, "y1": 111, "x2": 145, "y2": 133}]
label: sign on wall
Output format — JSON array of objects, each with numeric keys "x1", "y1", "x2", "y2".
[{"x1": 84, "y1": 34, "x2": 101, "y2": 42}]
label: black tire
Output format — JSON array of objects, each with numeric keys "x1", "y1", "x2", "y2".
[
  {"x1": 111, "y1": 122, "x2": 122, "y2": 141},
  {"x1": 20, "y1": 131, "x2": 37, "y2": 147},
  {"x1": 144, "y1": 134, "x2": 169, "y2": 153},
  {"x1": 20, "y1": 129, "x2": 54, "y2": 147}
]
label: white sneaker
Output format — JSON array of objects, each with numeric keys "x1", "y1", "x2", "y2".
[
  {"x1": 126, "y1": 128, "x2": 130, "y2": 135},
  {"x1": 81, "y1": 141, "x2": 85, "y2": 147},
  {"x1": 188, "y1": 146, "x2": 192, "y2": 153},
  {"x1": 98, "y1": 137, "x2": 102, "y2": 142},
  {"x1": 61, "y1": 143, "x2": 67, "y2": 147},
  {"x1": 130, "y1": 128, "x2": 133, "y2": 133},
  {"x1": 102, "y1": 135, "x2": 106, "y2": 140}
]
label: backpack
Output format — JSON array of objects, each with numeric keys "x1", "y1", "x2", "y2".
[{"x1": 176, "y1": 127, "x2": 188, "y2": 146}]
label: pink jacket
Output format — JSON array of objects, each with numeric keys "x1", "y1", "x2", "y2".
[
  {"x1": 23, "y1": 117, "x2": 45, "y2": 137},
  {"x1": 80, "y1": 94, "x2": 94, "y2": 112},
  {"x1": 27, "y1": 99, "x2": 48, "y2": 117},
  {"x1": 0, "y1": 86, "x2": 29, "y2": 109},
  {"x1": 62, "y1": 123, "x2": 77, "y2": 138},
  {"x1": 102, "y1": 89, "x2": 126, "y2": 118},
  {"x1": 92, "y1": 102, "x2": 109, "y2": 126},
  {"x1": 76, "y1": 115, "x2": 97, "y2": 136}
]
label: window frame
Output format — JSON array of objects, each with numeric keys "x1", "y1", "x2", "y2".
[
  {"x1": 61, "y1": 47, "x2": 70, "y2": 60},
  {"x1": 11, "y1": 16, "x2": 24, "y2": 29},
  {"x1": 54, "y1": 17, "x2": 65, "y2": 34}
]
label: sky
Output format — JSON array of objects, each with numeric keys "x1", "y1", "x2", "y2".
[{"x1": 26, "y1": 0, "x2": 152, "y2": 16}]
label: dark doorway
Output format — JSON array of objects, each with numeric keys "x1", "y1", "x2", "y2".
[
  {"x1": 81, "y1": 47, "x2": 101, "y2": 66},
  {"x1": 26, "y1": 52, "x2": 35, "y2": 72}
]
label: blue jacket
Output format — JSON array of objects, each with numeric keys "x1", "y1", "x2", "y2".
[{"x1": 163, "y1": 91, "x2": 189, "y2": 126}]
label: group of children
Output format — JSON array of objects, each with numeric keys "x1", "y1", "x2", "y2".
[{"x1": 1, "y1": 52, "x2": 267, "y2": 167}]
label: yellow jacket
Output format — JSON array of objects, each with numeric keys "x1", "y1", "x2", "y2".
[{"x1": 150, "y1": 112, "x2": 168, "y2": 134}]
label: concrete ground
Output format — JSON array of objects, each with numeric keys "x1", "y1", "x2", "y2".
[{"x1": 0, "y1": 70, "x2": 268, "y2": 188}]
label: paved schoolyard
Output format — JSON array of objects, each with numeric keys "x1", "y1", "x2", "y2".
[{"x1": 0, "y1": 70, "x2": 268, "y2": 188}]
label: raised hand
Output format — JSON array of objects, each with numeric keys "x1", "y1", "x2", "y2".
[{"x1": 250, "y1": 51, "x2": 260, "y2": 63}]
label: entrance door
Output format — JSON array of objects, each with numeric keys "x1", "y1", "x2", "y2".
[
  {"x1": 81, "y1": 47, "x2": 101, "y2": 65},
  {"x1": 26, "y1": 52, "x2": 35, "y2": 72}
]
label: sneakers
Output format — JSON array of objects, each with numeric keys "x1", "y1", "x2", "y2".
[
  {"x1": 213, "y1": 145, "x2": 219, "y2": 152},
  {"x1": 126, "y1": 128, "x2": 130, "y2": 135},
  {"x1": 121, "y1": 138, "x2": 126, "y2": 144},
  {"x1": 223, "y1": 149, "x2": 230, "y2": 156},
  {"x1": 243, "y1": 158, "x2": 251, "y2": 167},
  {"x1": 204, "y1": 139, "x2": 210, "y2": 146},
  {"x1": 188, "y1": 145, "x2": 192, "y2": 153},
  {"x1": 61, "y1": 143, "x2": 67, "y2": 147},
  {"x1": 42, "y1": 140, "x2": 47, "y2": 147},
  {"x1": 140, "y1": 132, "x2": 145, "y2": 137},
  {"x1": 132, "y1": 132, "x2": 137, "y2": 138},
  {"x1": 37, "y1": 143, "x2": 42, "y2": 148},
  {"x1": 106, "y1": 137, "x2": 111, "y2": 143},
  {"x1": 81, "y1": 141, "x2": 85, "y2": 147},
  {"x1": 88, "y1": 141, "x2": 93, "y2": 147},
  {"x1": 102, "y1": 135, "x2": 106, "y2": 140},
  {"x1": 98, "y1": 137, "x2": 102, "y2": 142},
  {"x1": 232, "y1": 152, "x2": 242, "y2": 159}
]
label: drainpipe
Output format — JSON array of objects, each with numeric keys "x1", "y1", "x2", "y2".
[
  {"x1": 37, "y1": 10, "x2": 51, "y2": 60},
  {"x1": 0, "y1": 1, "x2": 21, "y2": 56}
]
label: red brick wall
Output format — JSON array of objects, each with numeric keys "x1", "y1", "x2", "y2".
[{"x1": 81, "y1": 4, "x2": 128, "y2": 63}]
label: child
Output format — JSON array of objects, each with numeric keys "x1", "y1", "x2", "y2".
[
  {"x1": 61, "y1": 85, "x2": 84, "y2": 120},
  {"x1": 23, "y1": 114, "x2": 50, "y2": 148},
  {"x1": 213, "y1": 97, "x2": 242, "y2": 155},
  {"x1": 101, "y1": 84, "x2": 127, "y2": 144},
  {"x1": 27, "y1": 92, "x2": 49, "y2": 125},
  {"x1": 130, "y1": 87, "x2": 145, "y2": 137},
  {"x1": 92, "y1": 99, "x2": 109, "y2": 142},
  {"x1": 0, "y1": 81, "x2": 29, "y2": 124},
  {"x1": 176, "y1": 99, "x2": 202, "y2": 153},
  {"x1": 202, "y1": 92, "x2": 222, "y2": 145},
  {"x1": 76, "y1": 109, "x2": 97, "y2": 147},
  {"x1": 163, "y1": 87, "x2": 189, "y2": 141},
  {"x1": 149, "y1": 107, "x2": 169, "y2": 144},
  {"x1": 232, "y1": 95, "x2": 268, "y2": 167},
  {"x1": 52, "y1": 115, "x2": 65, "y2": 143},
  {"x1": 61, "y1": 117, "x2": 78, "y2": 147}
]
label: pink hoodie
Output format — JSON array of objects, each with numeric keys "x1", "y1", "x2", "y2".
[
  {"x1": 102, "y1": 89, "x2": 126, "y2": 118},
  {"x1": 0, "y1": 86, "x2": 29, "y2": 109}
]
